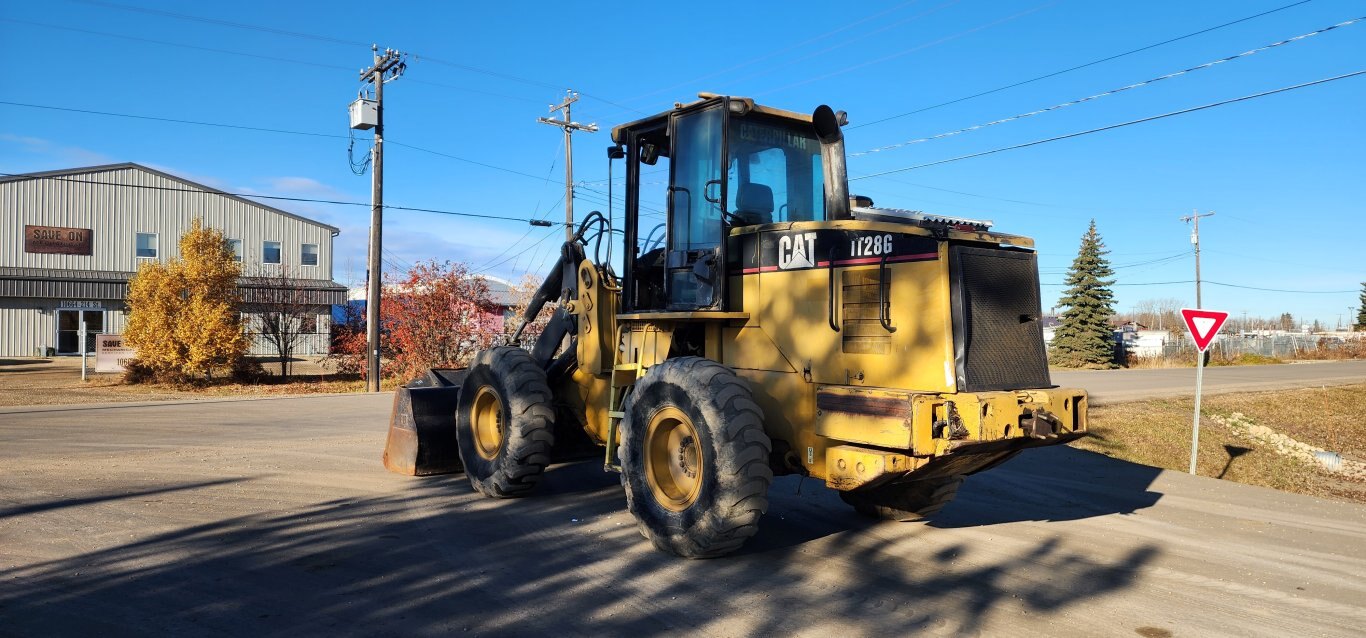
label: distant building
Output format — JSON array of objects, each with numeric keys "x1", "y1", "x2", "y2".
[
  {"x1": 341, "y1": 275, "x2": 520, "y2": 330},
  {"x1": 1, "y1": 163, "x2": 346, "y2": 357}
]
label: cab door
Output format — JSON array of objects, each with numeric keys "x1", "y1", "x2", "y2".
[{"x1": 666, "y1": 104, "x2": 726, "y2": 310}]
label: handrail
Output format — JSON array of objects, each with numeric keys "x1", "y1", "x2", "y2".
[
  {"x1": 879, "y1": 254, "x2": 897, "y2": 333},
  {"x1": 828, "y1": 246, "x2": 840, "y2": 332}
]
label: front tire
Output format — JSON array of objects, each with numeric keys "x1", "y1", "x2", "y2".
[
  {"x1": 456, "y1": 347, "x2": 555, "y2": 498},
  {"x1": 619, "y1": 357, "x2": 773, "y2": 558}
]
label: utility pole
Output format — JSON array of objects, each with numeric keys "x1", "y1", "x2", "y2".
[
  {"x1": 538, "y1": 91, "x2": 598, "y2": 241},
  {"x1": 1180, "y1": 210, "x2": 1215, "y2": 308},
  {"x1": 358, "y1": 45, "x2": 405, "y2": 392}
]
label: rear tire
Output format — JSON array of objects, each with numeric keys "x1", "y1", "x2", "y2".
[
  {"x1": 840, "y1": 475, "x2": 964, "y2": 522},
  {"x1": 619, "y1": 357, "x2": 772, "y2": 558},
  {"x1": 456, "y1": 347, "x2": 555, "y2": 498}
]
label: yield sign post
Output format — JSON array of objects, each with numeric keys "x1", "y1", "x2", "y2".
[{"x1": 1181, "y1": 308, "x2": 1229, "y2": 474}]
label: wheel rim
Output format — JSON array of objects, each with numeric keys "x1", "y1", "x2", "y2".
[
  {"x1": 645, "y1": 406, "x2": 703, "y2": 512},
  {"x1": 470, "y1": 386, "x2": 504, "y2": 460}
]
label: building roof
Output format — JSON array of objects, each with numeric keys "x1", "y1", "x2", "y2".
[
  {"x1": 0, "y1": 266, "x2": 347, "y2": 305},
  {"x1": 346, "y1": 275, "x2": 519, "y2": 308},
  {"x1": 0, "y1": 162, "x2": 341, "y2": 234}
]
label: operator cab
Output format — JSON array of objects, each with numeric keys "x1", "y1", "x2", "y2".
[{"x1": 611, "y1": 94, "x2": 840, "y2": 312}]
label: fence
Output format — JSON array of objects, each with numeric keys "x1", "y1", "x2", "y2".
[{"x1": 1128, "y1": 333, "x2": 1360, "y2": 363}]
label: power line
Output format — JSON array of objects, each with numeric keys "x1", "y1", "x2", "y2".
[
  {"x1": 0, "y1": 100, "x2": 581, "y2": 188},
  {"x1": 756, "y1": 1, "x2": 1055, "y2": 96},
  {"x1": 72, "y1": 0, "x2": 367, "y2": 46},
  {"x1": 3, "y1": 17, "x2": 554, "y2": 105},
  {"x1": 1205, "y1": 248, "x2": 1364, "y2": 274},
  {"x1": 1041, "y1": 279, "x2": 1357, "y2": 294},
  {"x1": 640, "y1": 0, "x2": 957, "y2": 103},
  {"x1": 477, "y1": 227, "x2": 561, "y2": 275},
  {"x1": 1206, "y1": 281, "x2": 1358, "y2": 294},
  {"x1": 851, "y1": 0, "x2": 1316, "y2": 130},
  {"x1": 71, "y1": 0, "x2": 634, "y2": 113},
  {"x1": 851, "y1": 70, "x2": 1366, "y2": 181},
  {"x1": 1042, "y1": 251, "x2": 1191, "y2": 273},
  {"x1": 859, "y1": 174, "x2": 1117, "y2": 213},
  {"x1": 0, "y1": 100, "x2": 607, "y2": 208},
  {"x1": 851, "y1": 16, "x2": 1363, "y2": 157},
  {"x1": 531, "y1": 138, "x2": 564, "y2": 220},
  {"x1": 2, "y1": 17, "x2": 350, "y2": 70},
  {"x1": 0, "y1": 100, "x2": 353, "y2": 139},
  {"x1": 0, "y1": 172, "x2": 569, "y2": 226},
  {"x1": 386, "y1": 140, "x2": 558, "y2": 183}
]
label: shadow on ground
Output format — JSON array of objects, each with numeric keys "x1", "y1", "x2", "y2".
[
  {"x1": 0, "y1": 446, "x2": 1164, "y2": 636},
  {"x1": 931, "y1": 444, "x2": 1166, "y2": 528}
]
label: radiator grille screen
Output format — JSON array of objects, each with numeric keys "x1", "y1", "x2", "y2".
[{"x1": 952, "y1": 246, "x2": 1051, "y2": 391}]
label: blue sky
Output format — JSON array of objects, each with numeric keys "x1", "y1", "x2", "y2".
[{"x1": 3, "y1": 0, "x2": 1363, "y2": 327}]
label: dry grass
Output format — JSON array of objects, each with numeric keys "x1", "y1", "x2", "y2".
[
  {"x1": 1074, "y1": 384, "x2": 1366, "y2": 503},
  {"x1": 1124, "y1": 352, "x2": 1287, "y2": 369},
  {"x1": 0, "y1": 357, "x2": 401, "y2": 407},
  {"x1": 1297, "y1": 338, "x2": 1366, "y2": 360}
]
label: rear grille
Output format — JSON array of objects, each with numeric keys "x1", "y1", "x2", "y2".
[{"x1": 950, "y1": 246, "x2": 1051, "y2": 391}]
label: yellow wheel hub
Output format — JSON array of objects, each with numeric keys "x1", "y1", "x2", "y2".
[
  {"x1": 470, "y1": 386, "x2": 504, "y2": 460},
  {"x1": 645, "y1": 406, "x2": 703, "y2": 511}
]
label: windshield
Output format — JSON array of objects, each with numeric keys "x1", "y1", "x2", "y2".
[{"x1": 727, "y1": 115, "x2": 825, "y2": 224}]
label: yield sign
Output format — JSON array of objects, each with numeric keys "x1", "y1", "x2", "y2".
[{"x1": 1181, "y1": 308, "x2": 1229, "y2": 352}]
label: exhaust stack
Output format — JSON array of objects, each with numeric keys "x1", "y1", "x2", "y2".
[{"x1": 813, "y1": 105, "x2": 850, "y2": 220}]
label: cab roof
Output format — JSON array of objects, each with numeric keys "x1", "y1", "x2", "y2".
[{"x1": 610, "y1": 93, "x2": 814, "y2": 144}]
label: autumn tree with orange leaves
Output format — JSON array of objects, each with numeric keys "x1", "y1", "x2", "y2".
[
  {"x1": 330, "y1": 260, "x2": 504, "y2": 382},
  {"x1": 124, "y1": 219, "x2": 248, "y2": 381}
]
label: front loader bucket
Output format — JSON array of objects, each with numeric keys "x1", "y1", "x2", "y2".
[{"x1": 382, "y1": 368, "x2": 467, "y2": 476}]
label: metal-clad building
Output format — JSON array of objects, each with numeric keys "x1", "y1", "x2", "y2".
[{"x1": 1, "y1": 163, "x2": 347, "y2": 357}]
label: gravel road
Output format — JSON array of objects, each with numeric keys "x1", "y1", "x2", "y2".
[
  {"x1": 2, "y1": 394, "x2": 1363, "y2": 636},
  {"x1": 1052, "y1": 359, "x2": 1366, "y2": 404}
]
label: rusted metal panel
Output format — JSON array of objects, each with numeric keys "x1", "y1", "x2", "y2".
[
  {"x1": 814, "y1": 385, "x2": 915, "y2": 449},
  {"x1": 816, "y1": 390, "x2": 911, "y2": 418}
]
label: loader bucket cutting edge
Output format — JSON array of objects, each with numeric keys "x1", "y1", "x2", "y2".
[{"x1": 382, "y1": 369, "x2": 468, "y2": 476}]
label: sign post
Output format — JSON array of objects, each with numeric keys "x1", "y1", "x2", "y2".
[
  {"x1": 79, "y1": 318, "x2": 88, "y2": 382},
  {"x1": 1181, "y1": 308, "x2": 1229, "y2": 475}
]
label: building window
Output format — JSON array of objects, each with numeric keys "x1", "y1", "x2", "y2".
[
  {"x1": 301, "y1": 243, "x2": 318, "y2": 266},
  {"x1": 226, "y1": 239, "x2": 243, "y2": 262},
  {"x1": 136, "y1": 233, "x2": 158, "y2": 258},
  {"x1": 263, "y1": 241, "x2": 281, "y2": 265}
]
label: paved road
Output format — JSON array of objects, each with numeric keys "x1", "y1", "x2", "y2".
[
  {"x1": 2, "y1": 395, "x2": 1364, "y2": 637},
  {"x1": 1052, "y1": 359, "x2": 1366, "y2": 404}
]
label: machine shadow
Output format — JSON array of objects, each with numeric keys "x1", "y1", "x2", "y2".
[
  {"x1": 0, "y1": 448, "x2": 1163, "y2": 636},
  {"x1": 0, "y1": 477, "x2": 257, "y2": 519},
  {"x1": 929, "y1": 445, "x2": 1165, "y2": 529}
]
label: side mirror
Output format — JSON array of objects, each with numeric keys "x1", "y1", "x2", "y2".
[
  {"x1": 607, "y1": 145, "x2": 625, "y2": 160},
  {"x1": 640, "y1": 143, "x2": 660, "y2": 166}
]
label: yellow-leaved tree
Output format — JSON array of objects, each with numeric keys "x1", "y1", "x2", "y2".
[{"x1": 125, "y1": 219, "x2": 248, "y2": 381}]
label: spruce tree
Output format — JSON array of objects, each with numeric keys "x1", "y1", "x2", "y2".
[
  {"x1": 1050, "y1": 220, "x2": 1117, "y2": 368},
  {"x1": 1356, "y1": 282, "x2": 1365, "y2": 331}
]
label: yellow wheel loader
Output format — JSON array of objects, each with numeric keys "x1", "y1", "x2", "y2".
[{"x1": 384, "y1": 93, "x2": 1088, "y2": 558}]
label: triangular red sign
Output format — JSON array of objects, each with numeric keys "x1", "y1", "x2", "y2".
[{"x1": 1181, "y1": 308, "x2": 1229, "y2": 352}]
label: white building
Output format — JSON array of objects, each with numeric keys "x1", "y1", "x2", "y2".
[{"x1": 0, "y1": 163, "x2": 346, "y2": 357}]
